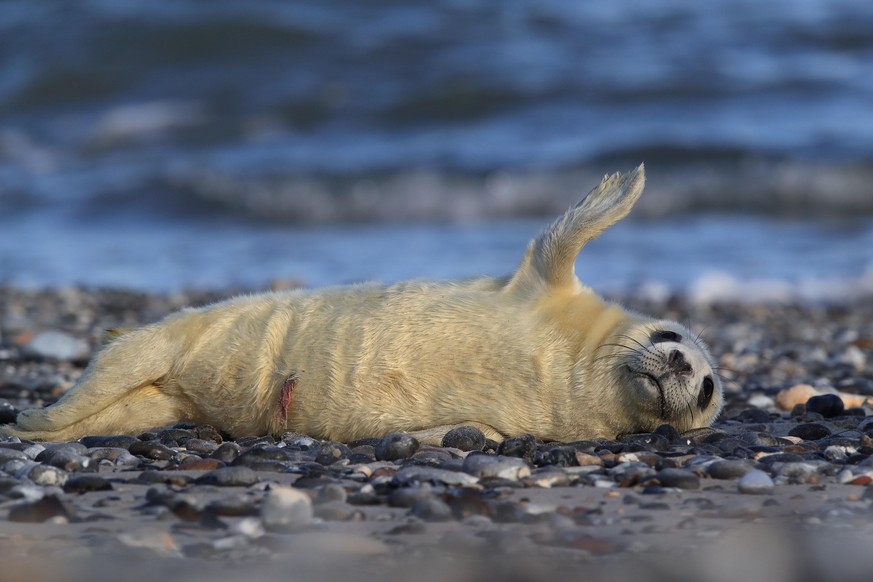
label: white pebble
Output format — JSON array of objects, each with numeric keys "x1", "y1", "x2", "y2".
[{"x1": 737, "y1": 469, "x2": 774, "y2": 494}]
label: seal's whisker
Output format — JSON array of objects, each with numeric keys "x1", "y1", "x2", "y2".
[{"x1": 617, "y1": 334, "x2": 652, "y2": 354}]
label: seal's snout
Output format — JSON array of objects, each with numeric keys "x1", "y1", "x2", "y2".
[
  {"x1": 667, "y1": 349, "x2": 693, "y2": 374},
  {"x1": 650, "y1": 330, "x2": 682, "y2": 344}
]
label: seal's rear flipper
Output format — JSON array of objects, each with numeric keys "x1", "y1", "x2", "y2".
[
  {"x1": 0, "y1": 325, "x2": 184, "y2": 441},
  {"x1": 507, "y1": 165, "x2": 646, "y2": 293}
]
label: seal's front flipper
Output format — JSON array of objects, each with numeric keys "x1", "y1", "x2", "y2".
[{"x1": 508, "y1": 164, "x2": 646, "y2": 293}]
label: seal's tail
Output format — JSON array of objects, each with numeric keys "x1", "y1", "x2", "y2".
[{"x1": 0, "y1": 325, "x2": 187, "y2": 441}]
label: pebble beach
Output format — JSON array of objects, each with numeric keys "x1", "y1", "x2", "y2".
[{"x1": 1, "y1": 286, "x2": 873, "y2": 581}]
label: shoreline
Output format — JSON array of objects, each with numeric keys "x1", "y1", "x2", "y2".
[{"x1": 1, "y1": 286, "x2": 872, "y2": 580}]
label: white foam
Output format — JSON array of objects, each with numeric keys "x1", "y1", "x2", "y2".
[{"x1": 687, "y1": 268, "x2": 873, "y2": 304}]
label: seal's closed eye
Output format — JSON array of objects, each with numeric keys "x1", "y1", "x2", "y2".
[{"x1": 650, "y1": 330, "x2": 682, "y2": 344}]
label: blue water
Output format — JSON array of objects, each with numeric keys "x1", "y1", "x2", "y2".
[{"x1": 1, "y1": 1, "x2": 872, "y2": 299}]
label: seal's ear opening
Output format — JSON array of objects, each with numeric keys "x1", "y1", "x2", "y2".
[{"x1": 506, "y1": 165, "x2": 646, "y2": 293}]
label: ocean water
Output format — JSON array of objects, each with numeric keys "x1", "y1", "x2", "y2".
[{"x1": 1, "y1": 1, "x2": 872, "y2": 301}]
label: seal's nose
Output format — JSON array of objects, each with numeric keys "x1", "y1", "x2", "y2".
[
  {"x1": 667, "y1": 349, "x2": 693, "y2": 374},
  {"x1": 650, "y1": 330, "x2": 682, "y2": 344}
]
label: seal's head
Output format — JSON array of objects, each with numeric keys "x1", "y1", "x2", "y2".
[{"x1": 601, "y1": 319, "x2": 723, "y2": 435}]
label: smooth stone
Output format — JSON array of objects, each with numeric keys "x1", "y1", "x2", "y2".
[
  {"x1": 737, "y1": 469, "x2": 775, "y2": 494},
  {"x1": 316, "y1": 442, "x2": 351, "y2": 465},
  {"x1": 197, "y1": 466, "x2": 260, "y2": 487},
  {"x1": 211, "y1": 442, "x2": 241, "y2": 463},
  {"x1": 441, "y1": 426, "x2": 486, "y2": 452},
  {"x1": 38, "y1": 449, "x2": 90, "y2": 472},
  {"x1": 24, "y1": 330, "x2": 89, "y2": 361},
  {"x1": 0, "y1": 448, "x2": 28, "y2": 463},
  {"x1": 654, "y1": 468, "x2": 700, "y2": 489},
  {"x1": 128, "y1": 441, "x2": 176, "y2": 461},
  {"x1": 27, "y1": 465, "x2": 69, "y2": 487},
  {"x1": 538, "y1": 446, "x2": 579, "y2": 467},
  {"x1": 805, "y1": 394, "x2": 845, "y2": 418},
  {"x1": 79, "y1": 435, "x2": 139, "y2": 449},
  {"x1": 63, "y1": 475, "x2": 113, "y2": 493},
  {"x1": 496, "y1": 434, "x2": 536, "y2": 463},
  {"x1": 409, "y1": 498, "x2": 452, "y2": 522},
  {"x1": 260, "y1": 485, "x2": 313, "y2": 531},
  {"x1": 706, "y1": 459, "x2": 754, "y2": 480},
  {"x1": 462, "y1": 454, "x2": 531, "y2": 480},
  {"x1": 375, "y1": 433, "x2": 420, "y2": 461},
  {"x1": 315, "y1": 483, "x2": 348, "y2": 505},
  {"x1": 787, "y1": 423, "x2": 832, "y2": 441}
]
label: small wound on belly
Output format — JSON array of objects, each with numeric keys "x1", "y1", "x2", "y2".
[{"x1": 273, "y1": 374, "x2": 296, "y2": 425}]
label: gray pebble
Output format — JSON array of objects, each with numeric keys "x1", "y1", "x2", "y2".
[
  {"x1": 737, "y1": 469, "x2": 775, "y2": 494},
  {"x1": 706, "y1": 459, "x2": 754, "y2": 480},
  {"x1": 197, "y1": 466, "x2": 260, "y2": 487},
  {"x1": 462, "y1": 454, "x2": 531, "y2": 480},
  {"x1": 654, "y1": 468, "x2": 700, "y2": 490},
  {"x1": 441, "y1": 426, "x2": 486, "y2": 452}
]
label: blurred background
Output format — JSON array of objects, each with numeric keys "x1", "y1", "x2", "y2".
[{"x1": 1, "y1": 0, "x2": 872, "y2": 301}]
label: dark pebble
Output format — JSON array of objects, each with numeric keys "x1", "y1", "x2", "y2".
[
  {"x1": 128, "y1": 440, "x2": 176, "y2": 461},
  {"x1": 63, "y1": 475, "x2": 113, "y2": 493},
  {"x1": 654, "y1": 468, "x2": 700, "y2": 489},
  {"x1": 653, "y1": 424, "x2": 681, "y2": 443},
  {"x1": 788, "y1": 423, "x2": 832, "y2": 441},
  {"x1": 79, "y1": 435, "x2": 139, "y2": 449},
  {"x1": 497, "y1": 434, "x2": 536, "y2": 463},
  {"x1": 196, "y1": 466, "x2": 260, "y2": 487},
  {"x1": 8, "y1": 493, "x2": 76, "y2": 523},
  {"x1": 375, "y1": 433, "x2": 420, "y2": 461},
  {"x1": 0, "y1": 399, "x2": 18, "y2": 425},
  {"x1": 441, "y1": 426, "x2": 486, "y2": 452},
  {"x1": 806, "y1": 394, "x2": 845, "y2": 418}
]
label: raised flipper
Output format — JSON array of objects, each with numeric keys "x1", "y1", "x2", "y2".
[{"x1": 507, "y1": 165, "x2": 646, "y2": 293}]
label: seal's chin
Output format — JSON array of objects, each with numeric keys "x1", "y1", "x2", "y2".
[{"x1": 631, "y1": 371, "x2": 666, "y2": 419}]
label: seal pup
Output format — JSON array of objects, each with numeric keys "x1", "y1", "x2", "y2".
[{"x1": 1, "y1": 165, "x2": 723, "y2": 444}]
